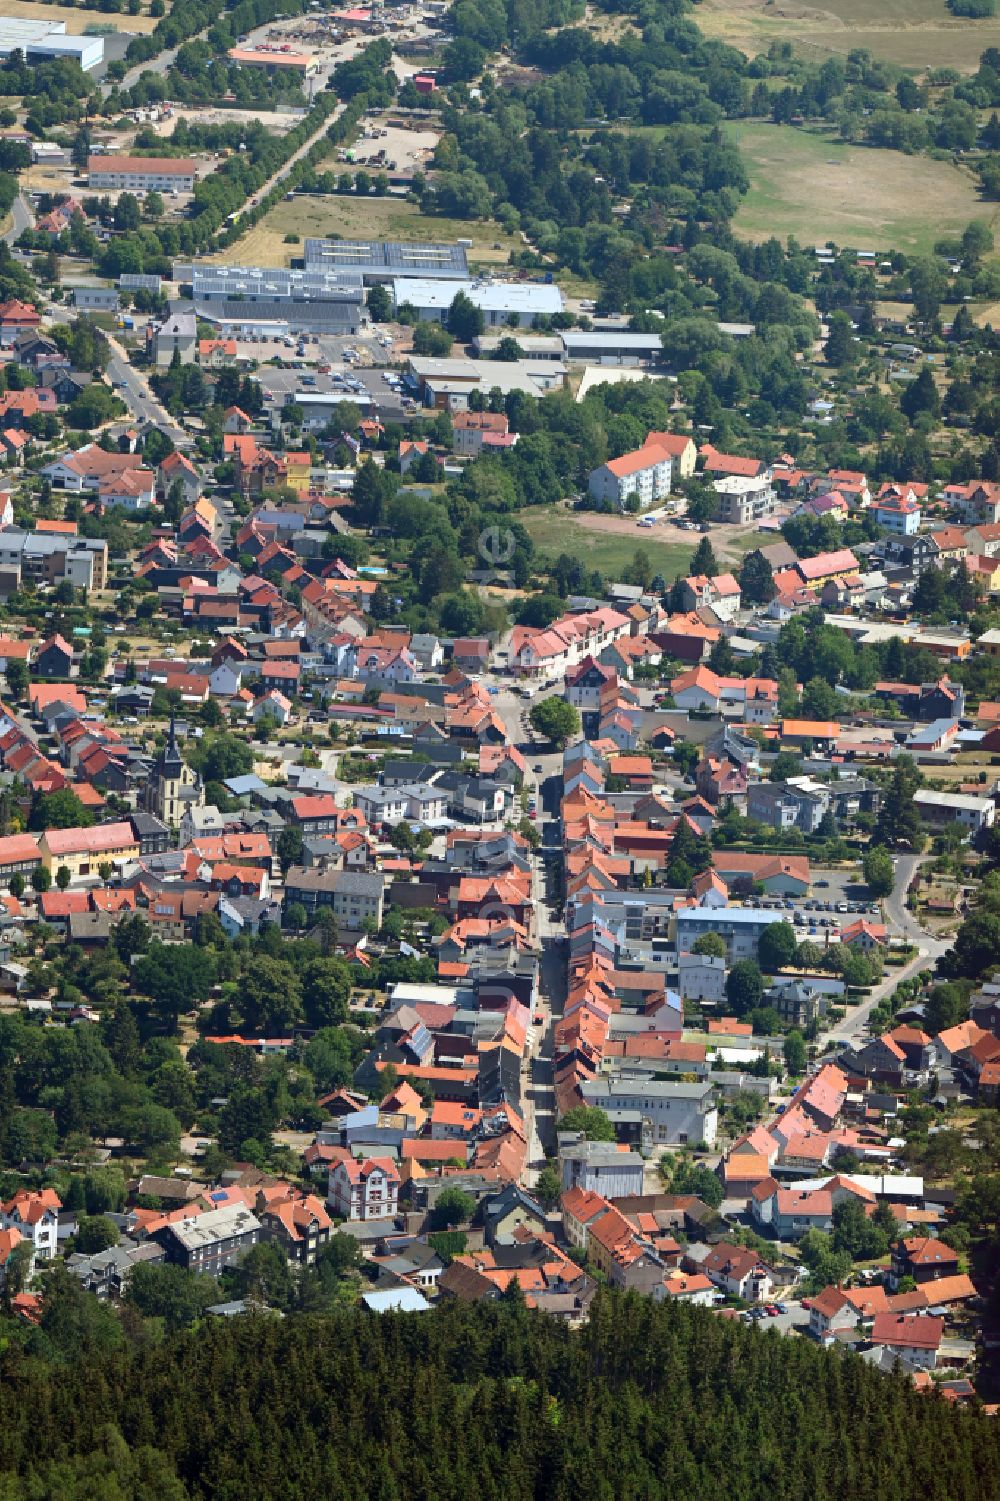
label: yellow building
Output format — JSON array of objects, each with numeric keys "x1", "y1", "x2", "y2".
[
  {"x1": 39, "y1": 820, "x2": 139, "y2": 881},
  {"x1": 283, "y1": 451, "x2": 311, "y2": 498}
]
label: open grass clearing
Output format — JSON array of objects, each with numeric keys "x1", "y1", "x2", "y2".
[
  {"x1": 215, "y1": 193, "x2": 524, "y2": 272},
  {"x1": 521, "y1": 504, "x2": 770, "y2": 582},
  {"x1": 3, "y1": 0, "x2": 160, "y2": 31},
  {"x1": 725, "y1": 122, "x2": 994, "y2": 255},
  {"x1": 695, "y1": 0, "x2": 1000, "y2": 71}
]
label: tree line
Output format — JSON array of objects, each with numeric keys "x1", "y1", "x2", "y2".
[{"x1": 0, "y1": 1294, "x2": 997, "y2": 1499}]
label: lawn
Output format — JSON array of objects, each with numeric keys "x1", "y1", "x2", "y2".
[
  {"x1": 725, "y1": 122, "x2": 993, "y2": 255},
  {"x1": 696, "y1": 0, "x2": 1000, "y2": 71},
  {"x1": 521, "y1": 505, "x2": 769, "y2": 584},
  {"x1": 216, "y1": 194, "x2": 524, "y2": 272}
]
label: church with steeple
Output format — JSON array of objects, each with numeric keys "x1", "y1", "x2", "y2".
[{"x1": 144, "y1": 717, "x2": 204, "y2": 828}]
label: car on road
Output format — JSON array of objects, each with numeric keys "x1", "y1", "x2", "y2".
[
  {"x1": 765, "y1": 1305, "x2": 780, "y2": 1317},
  {"x1": 774, "y1": 1303, "x2": 788, "y2": 1314}
]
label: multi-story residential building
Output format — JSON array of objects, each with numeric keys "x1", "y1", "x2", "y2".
[
  {"x1": 353, "y1": 783, "x2": 448, "y2": 826},
  {"x1": 580, "y1": 1077, "x2": 718, "y2": 1147},
  {"x1": 767, "y1": 979, "x2": 828, "y2": 1028},
  {"x1": 0, "y1": 832, "x2": 42, "y2": 890},
  {"x1": 88, "y1": 154, "x2": 197, "y2": 192},
  {"x1": 677, "y1": 950, "x2": 726, "y2": 1002},
  {"x1": 151, "y1": 311, "x2": 197, "y2": 367},
  {"x1": 888, "y1": 1236, "x2": 960, "y2": 1291},
  {"x1": 283, "y1": 867, "x2": 385, "y2": 930},
  {"x1": 747, "y1": 779, "x2": 828, "y2": 834},
  {"x1": 157, "y1": 1205, "x2": 261, "y2": 1274},
  {"x1": 451, "y1": 410, "x2": 510, "y2": 456},
  {"x1": 286, "y1": 794, "x2": 343, "y2": 839},
  {"x1": 509, "y1": 606, "x2": 631, "y2": 678},
  {"x1": 588, "y1": 442, "x2": 673, "y2": 511},
  {"x1": 870, "y1": 1313, "x2": 944, "y2": 1370},
  {"x1": 559, "y1": 1136, "x2": 645, "y2": 1198},
  {"x1": 712, "y1": 474, "x2": 777, "y2": 524},
  {"x1": 678, "y1": 572, "x2": 742, "y2": 621},
  {"x1": 259, "y1": 1192, "x2": 332, "y2": 1265},
  {"x1": 874, "y1": 492, "x2": 920, "y2": 534},
  {"x1": 674, "y1": 906, "x2": 787, "y2": 964},
  {"x1": 39, "y1": 821, "x2": 140, "y2": 882},
  {"x1": 702, "y1": 1243, "x2": 774, "y2": 1302},
  {"x1": 43, "y1": 444, "x2": 156, "y2": 512},
  {"x1": 327, "y1": 1157, "x2": 400, "y2": 1221},
  {"x1": 0, "y1": 528, "x2": 108, "y2": 596},
  {"x1": 0, "y1": 1188, "x2": 60, "y2": 1265}
]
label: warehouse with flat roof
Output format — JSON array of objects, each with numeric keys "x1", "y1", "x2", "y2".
[
  {"x1": 192, "y1": 264, "x2": 366, "y2": 334},
  {"x1": 392, "y1": 276, "x2": 564, "y2": 328},
  {"x1": 303, "y1": 238, "x2": 469, "y2": 283},
  {"x1": 0, "y1": 18, "x2": 103, "y2": 70}
]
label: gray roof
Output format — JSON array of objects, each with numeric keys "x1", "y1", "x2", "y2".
[
  {"x1": 285, "y1": 866, "x2": 384, "y2": 897},
  {"x1": 130, "y1": 811, "x2": 170, "y2": 837},
  {"x1": 162, "y1": 1204, "x2": 261, "y2": 1250},
  {"x1": 224, "y1": 774, "x2": 268, "y2": 796},
  {"x1": 304, "y1": 238, "x2": 468, "y2": 279},
  {"x1": 584, "y1": 1077, "x2": 714, "y2": 1102}
]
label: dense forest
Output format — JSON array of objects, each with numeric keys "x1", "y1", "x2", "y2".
[{"x1": 0, "y1": 1294, "x2": 997, "y2": 1500}]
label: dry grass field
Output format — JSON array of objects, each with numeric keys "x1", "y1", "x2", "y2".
[
  {"x1": 215, "y1": 194, "x2": 523, "y2": 270},
  {"x1": 726, "y1": 122, "x2": 994, "y2": 253},
  {"x1": 521, "y1": 504, "x2": 771, "y2": 581},
  {"x1": 696, "y1": 0, "x2": 1000, "y2": 71},
  {"x1": 4, "y1": 0, "x2": 160, "y2": 32}
]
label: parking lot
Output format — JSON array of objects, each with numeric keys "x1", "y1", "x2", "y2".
[{"x1": 255, "y1": 361, "x2": 411, "y2": 423}]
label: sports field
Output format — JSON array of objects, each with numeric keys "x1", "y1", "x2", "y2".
[
  {"x1": 726, "y1": 122, "x2": 993, "y2": 254},
  {"x1": 696, "y1": 0, "x2": 1000, "y2": 71}
]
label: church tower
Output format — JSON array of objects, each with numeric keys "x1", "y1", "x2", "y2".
[{"x1": 145, "y1": 716, "x2": 204, "y2": 827}]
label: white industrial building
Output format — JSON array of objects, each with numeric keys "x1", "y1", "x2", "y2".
[
  {"x1": 392, "y1": 276, "x2": 564, "y2": 328},
  {"x1": 0, "y1": 18, "x2": 103, "y2": 70}
]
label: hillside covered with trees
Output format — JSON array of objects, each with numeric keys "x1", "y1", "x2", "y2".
[{"x1": 0, "y1": 1294, "x2": 998, "y2": 1500}]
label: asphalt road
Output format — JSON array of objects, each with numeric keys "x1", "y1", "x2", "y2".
[
  {"x1": 827, "y1": 853, "x2": 948, "y2": 1047},
  {"x1": 239, "y1": 101, "x2": 347, "y2": 221},
  {"x1": 2, "y1": 195, "x2": 34, "y2": 246},
  {"x1": 105, "y1": 334, "x2": 187, "y2": 446},
  {"x1": 521, "y1": 762, "x2": 565, "y2": 1185}
]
